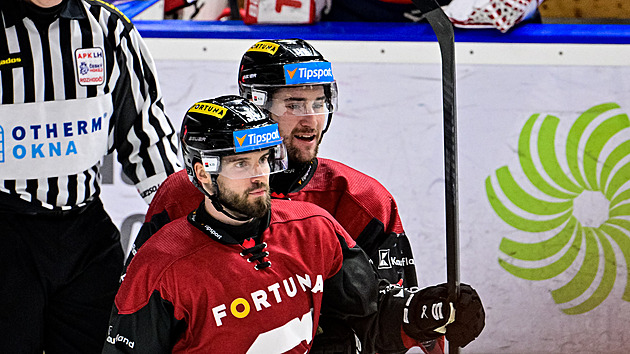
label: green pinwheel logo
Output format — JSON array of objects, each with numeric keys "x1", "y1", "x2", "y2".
[{"x1": 486, "y1": 103, "x2": 630, "y2": 315}]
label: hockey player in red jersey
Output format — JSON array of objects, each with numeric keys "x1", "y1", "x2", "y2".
[
  {"x1": 104, "y1": 95, "x2": 484, "y2": 353},
  {"x1": 238, "y1": 39, "x2": 437, "y2": 353}
]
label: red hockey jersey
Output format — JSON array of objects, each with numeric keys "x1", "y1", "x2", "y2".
[{"x1": 105, "y1": 200, "x2": 433, "y2": 353}]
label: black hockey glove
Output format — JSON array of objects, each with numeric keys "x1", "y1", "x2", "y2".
[
  {"x1": 402, "y1": 283, "x2": 485, "y2": 348},
  {"x1": 445, "y1": 283, "x2": 485, "y2": 348},
  {"x1": 402, "y1": 284, "x2": 454, "y2": 342}
]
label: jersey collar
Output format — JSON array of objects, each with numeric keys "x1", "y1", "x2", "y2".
[
  {"x1": 188, "y1": 203, "x2": 271, "y2": 245},
  {"x1": 2, "y1": 0, "x2": 86, "y2": 28}
]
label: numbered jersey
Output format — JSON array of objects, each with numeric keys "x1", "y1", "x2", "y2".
[{"x1": 105, "y1": 199, "x2": 351, "y2": 353}]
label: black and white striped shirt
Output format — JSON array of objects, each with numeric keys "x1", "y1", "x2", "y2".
[{"x1": 0, "y1": 0, "x2": 181, "y2": 211}]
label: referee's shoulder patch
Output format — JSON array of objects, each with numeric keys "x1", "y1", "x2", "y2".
[{"x1": 85, "y1": 0, "x2": 133, "y2": 28}]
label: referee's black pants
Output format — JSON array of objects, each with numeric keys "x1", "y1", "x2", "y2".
[{"x1": 0, "y1": 198, "x2": 124, "y2": 353}]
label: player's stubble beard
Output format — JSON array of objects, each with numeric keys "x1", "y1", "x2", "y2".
[
  {"x1": 285, "y1": 127, "x2": 322, "y2": 164},
  {"x1": 216, "y1": 179, "x2": 271, "y2": 218}
]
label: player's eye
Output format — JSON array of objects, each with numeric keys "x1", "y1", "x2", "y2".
[
  {"x1": 234, "y1": 161, "x2": 249, "y2": 169},
  {"x1": 312, "y1": 101, "x2": 325, "y2": 111},
  {"x1": 286, "y1": 102, "x2": 305, "y2": 112}
]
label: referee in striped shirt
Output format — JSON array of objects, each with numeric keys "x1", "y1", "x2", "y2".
[{"x1": 0, "y1": 0, "x2": 181, "y2": 352}]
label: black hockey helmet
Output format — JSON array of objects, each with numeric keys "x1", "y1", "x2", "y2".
[
  {"x1": 181, "y1": 95, "x2": 288, "y2": 193},
  {"x1": 238, "y1": 39, "x2": 338, "y2": 134}
]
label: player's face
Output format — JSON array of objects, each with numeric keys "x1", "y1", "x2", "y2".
[
  {"x1": 269, "y1": 85, "x2": 327, "y2": 164},
  {"x1": 215, "y1": 150, "x2": 271, "y2": 218}
]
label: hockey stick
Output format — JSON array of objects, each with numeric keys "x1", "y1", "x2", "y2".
[{"x1": 408, "y1": 1, "x2": 461, "y2": 353}]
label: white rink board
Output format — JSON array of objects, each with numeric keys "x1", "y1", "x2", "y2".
[{"x1": 100, "y1": 39, "x2": 630, "y2": 353}]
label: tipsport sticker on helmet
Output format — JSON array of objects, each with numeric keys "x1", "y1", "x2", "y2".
[
  {"x1": 189, "y1": 102, "x2": 227, "y2": 119},
  {"x1": 283, "y1": 62, "x2": 334, "y2": 85},
  {"x1": 233, "y1": 124, "x2": 281, "y2": 153},
  {"x1": 247, "y1": 41, "x2": 280, "y2": 55}
]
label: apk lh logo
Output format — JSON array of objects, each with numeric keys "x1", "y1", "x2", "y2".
[{"x1": 486, "y1": 102, "x2": 630, "y2": 315}]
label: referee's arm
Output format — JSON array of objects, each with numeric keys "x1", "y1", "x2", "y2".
[{"x1": 109, "y1": 24, "x2": 182, "y2": 204}]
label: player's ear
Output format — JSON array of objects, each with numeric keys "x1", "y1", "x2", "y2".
[{"x1": 194, "y1": 162, "x2": 210, "y2": 184}]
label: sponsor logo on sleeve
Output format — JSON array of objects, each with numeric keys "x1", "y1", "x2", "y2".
[
  {"x1": 378, "y1": 249, "x2": 414, "y2": 269},
  {"x1": 139, "y1": 183, "x2": 160, "y2": 200},
  {"x1": 0, "y1": 115, "x2": 106, "y2": 165},
  {"x1": 106, "y1": 326, "x2": 135, "y2": 349}
]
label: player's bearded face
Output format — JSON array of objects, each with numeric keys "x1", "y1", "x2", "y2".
[{"x1": 217, "y1": 179, "x2": 271, "y2": 218}]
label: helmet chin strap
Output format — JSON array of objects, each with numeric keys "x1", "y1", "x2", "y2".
[
  {"x1": 196, "y1": 175, "x2": 253, "y2": 222},
  {"x1": 321, "y1": 112, "x2": 333, "y2": 135},
  {"x1": 210, "y1": 195, "x2": 253, "y2": 222}
]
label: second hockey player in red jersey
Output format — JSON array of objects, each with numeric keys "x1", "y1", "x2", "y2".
[
  {"x1": 104, "y1": 96, "x2": 484, "y2": 353},
  {"x1": 238, "y1": 39, "x2": 417, "y2": 289}
]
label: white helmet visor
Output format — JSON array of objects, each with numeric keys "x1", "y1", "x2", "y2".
[{"x1": 248, "y1": 82, "x2": 338, "y2": 119}]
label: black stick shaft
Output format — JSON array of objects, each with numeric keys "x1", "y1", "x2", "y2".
[
  {"x1": 409, "y1": 1, "x2": 461, "y2": 353},
  {"x1": 425, "y1": 6, "x2": 460, "y2": 303}
]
